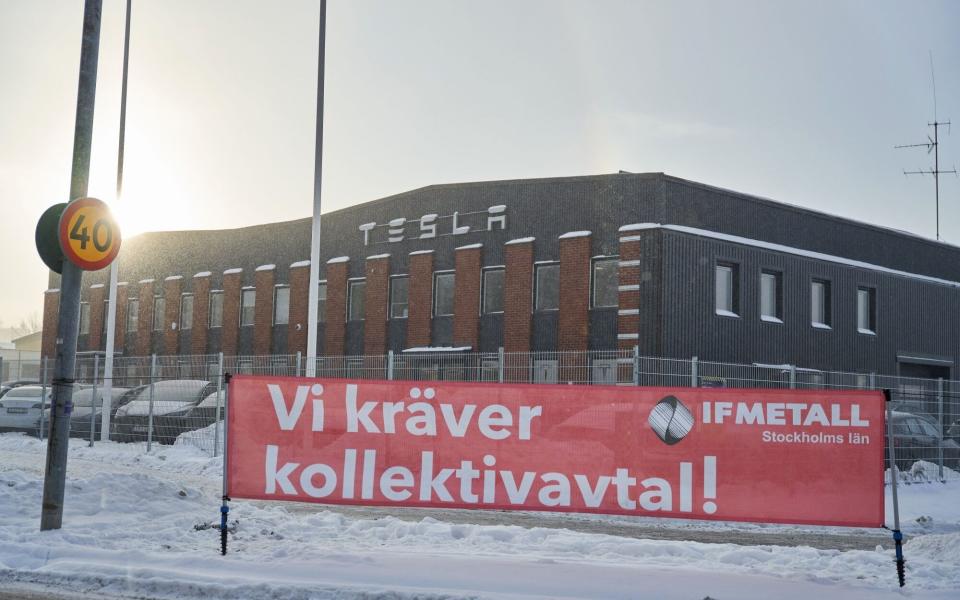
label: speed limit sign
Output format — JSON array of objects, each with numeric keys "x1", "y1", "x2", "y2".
[{"x1": 58, "y1": 197, "x2": 122, "y2": 271}]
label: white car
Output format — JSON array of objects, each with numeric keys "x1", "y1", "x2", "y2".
[{"x1": 0, "y1": 385, "x2": 52, "y2": 434}]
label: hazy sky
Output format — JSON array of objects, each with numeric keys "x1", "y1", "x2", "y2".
[{"x1": 1, "y1": 0, "x2": 958, "y2": 330}]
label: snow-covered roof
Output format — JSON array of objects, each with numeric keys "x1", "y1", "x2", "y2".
[
  {"x1": 402, "y1": 346, "x2": 472, "y2": 353},
  {"x1": 456, "y1": 243, "x2": 482, "y2": 251},
  {"x1": 90, "y1": 284, "x2": 104, "y2": 289},
  {"x1": 289, "y1": 260, "x2": 310, "y2": 268},
  {"x1": 488, "y1": 205, "x2": 506, "y2": 213},
  {"x1": 505, "y1": 237, "x2": 535, "y2": 245},
  {"x1": 559, "y1": 230, "x2": 591, "y2": 239},
  {"x1": 164, "y1": 275, "x2": 183, "y2": 281},
  {"x1": 255, "y1": 264, "x2": 276, "y2": 272},
  {"x1": 193, "y1": 271, "x2": 212, "y2": 278},
  {"x1": 241, "y1": 285, "x2": 255, "y2": 290},
  {"x1": 327, "y1": 256, "x2": 350, "y2": 264},
  {"x1": 618, "y1": 223, "x2": 660, "y2": 233},
  {"x1": 367, "y1": 253, "x2": 390, "y2": 260},
  {"x1": 45, "y1": 288, "x2": 60, "y2": 294},
  {"x1": 223, "y1": 268, "x2": 242, "y2": 275},
  {"x1": 409, "y1": 249, "x2": 434, "y2": 256},
  {"x1": 138, "y1": 279, "x2": 155, "y2": 284}
]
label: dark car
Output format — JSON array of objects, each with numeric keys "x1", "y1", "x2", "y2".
[
  {"x1": 887, "y1": 411, "x2": 960, "y2": 471},
  {"x1": 184, "y1": 389, "x2": 225, "y2": 429},
  {"x1": 112, "y1": 380, "x2": 215, "y2": 444},
  {"x1": 41, "y1": 386, "x2": 140, "y2": 440}
]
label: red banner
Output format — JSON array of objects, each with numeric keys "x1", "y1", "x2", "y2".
[{"x1": 226, "y1": 376, "x2": 885, "y2": 527}]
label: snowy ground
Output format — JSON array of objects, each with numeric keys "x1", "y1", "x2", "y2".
[{"x1": 1, "y1": 433, "x2": 958, "y2": 599}]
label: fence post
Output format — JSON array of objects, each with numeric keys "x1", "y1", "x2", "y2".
[
  {"x1": 39, "y1": 357, "x2": 49, "y2": 440},
  {"x1": 213, "y1": 352, "x2": 224, "y2": 457},
  {"x1": 789, "y1": 364, "x2": 797, "y2": 389},
  {"x1": 146, "y1": 354, "x2": 157, "y2": 453},
  {"x1": 89, "y1": 355, "x2": 99, "y2": 448},
  {"x1": 295, "y1": 351, "x2": 302, "y2": 377},
  {"x1": 691, "y1": 356, "x2": 699, "y2": 388},
  {"x1": 497, "y1": 347, "x2": 504, "y2": 384},
  {"x1": 937, "y1": 377, "x2": 945, "y2": 482},
  {"x1": 387, "y1": 350, "x2": 394, "y2": 381},
  {"x1": 870, "y1": 372, "x2": 877, "y2": 390},
  {"x1": 632, "y1": 346, "x2": 640, "y2": 386}
]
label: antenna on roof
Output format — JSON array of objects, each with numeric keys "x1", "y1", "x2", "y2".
[{"x1": 895, "y1": 52, "x2": 956, "y2": 241}]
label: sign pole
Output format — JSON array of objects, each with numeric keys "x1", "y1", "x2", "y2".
[
  {"x1": 41, "y1": 0, "x2": 103, "y2": 531},
  {"x1": 305, "y1": 0, "x2": 327, "y2": 377},
  {"x1": 884, "y1": 389, "x2": 906, "y2": 587},
  {"x1": 102, "y1": 0, "x2": 132, "y2": 441}
]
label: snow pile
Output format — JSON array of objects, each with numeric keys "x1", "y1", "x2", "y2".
[{"x1": 174, "y1": 421, "x2": 223, "y2": 456}]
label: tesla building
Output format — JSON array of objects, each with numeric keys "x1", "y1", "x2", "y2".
[{"x1": 42, "y1": 172, "x2": 960, "y2": 381}]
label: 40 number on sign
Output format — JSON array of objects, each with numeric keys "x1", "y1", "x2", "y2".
[{"x1": 58, "y1": 197, "x2": 122, "y2": 271}]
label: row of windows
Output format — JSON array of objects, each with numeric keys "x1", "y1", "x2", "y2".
[
  {"x1": 714, "y1": 263, "x2": 878, "y2": 334},
  {"x1": 77, "y1": 258, "x2": 622, "y2": 334}
]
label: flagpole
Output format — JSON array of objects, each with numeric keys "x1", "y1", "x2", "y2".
[{"x1": 305, "y1": 0, "x2": 326, "y2": 377}]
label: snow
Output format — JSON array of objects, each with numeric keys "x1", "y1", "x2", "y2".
[
  {"x1": 715, "y1": 309, "x2": 740, "y2": 317},
  {"x1": 366, "y1": 253, "x2": 390, "y2": 260},
  {"x1": 255, "y1": 264, "x2": 276, "y2": 271},
  {"x1": 812, "y1": 322, "x2": 832, "y2": 330},
  {"x1": 488, "y1": 205, "x2": 506, "y2": 213},
  {"x1": 89, "y1": 283, "x2": 104, "y2": 289},
  {"x1": 165, "y1": 275, "x2": 184, "y2": 281},
  {"x1": 559, "y1": 230, "x2": 591, "y2": 239},
  {"x1": 409, "y1": 249, "x2": 434, "y2": 255},
  {"x1": 1, "y1": 433, "x2": 958, "y2": 599},
  {"x1": 858, "y1": 327, "x2": 877, "y2": 335},
  {"x1": 455, "y1": 243, "x2": 483, "y2": 250},
  {"x1": 138, "y1": 278, "x2": 155, "y2": 284},
  {"x1": 505, "y1": 237, "x2": 535, "y2": 245},
  {"x1": 761, "y1": 315, "x2": 784, "y2": 324},
  {"x1": 223, "y1": 268, "x2": 243, "y2": 275},
  {"x1": 619, "y1": 223, "x2": 661, "y2": 232},
  {"x1": 45, "y1": 288, "x2": 60, "y2": 293},
  {"x1": 194, "y1": 271, "x2": 212, "y2": 278},
  {"x1": 289, "y1": 260, "x2": 310, "y2": 268},
  {"x1": 403, "y1": 346, "x2": 472, "y2": 352},
  {"x1": 326, "y1": 256, "x2": 350, "y2": 264}
]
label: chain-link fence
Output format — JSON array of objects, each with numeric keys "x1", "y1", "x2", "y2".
[{"x1": 2, "y1": 350, "x2": 956, "y2": 481}]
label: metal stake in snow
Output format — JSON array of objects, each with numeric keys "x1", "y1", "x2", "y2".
[{"x1": 883, "y1": 389, "x2": 906, "y2": 587}]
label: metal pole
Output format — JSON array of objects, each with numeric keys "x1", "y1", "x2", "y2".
[
  {"x1": 304, "y1": 0, "x2": 327, "y2": 377},
  {"x1": 884, "y1": 389, "x2": 906, "y2": 587},
  {"x1": 39, "y1": 358, "x2": 48, "y2": 440},
  {"x1": 146, "y1": 354, "x2": 156, "y2": 452},
  {"x1": 102, "y1": 0, "x2": 131, "y2": 442},
  {"x1": 295, "y1": 351, "x2": 301, "y2": 377},
  {"x1": 41, "y1": 0, "x2": 102, "y2": 531},
  {"x1": 937, "y1": 377, "x2": 945, "y2": 482},
  {"x1": 213, "y1": 352, "x2": 224, "y2": 457},
  {"x1": 89, "y1": 355, "x2": 99, "y2": 447},
  {"x1": 789, "y1": 364, "x2": 797, "y2": 389},
  {"x1": 497, "y1": 347, "x2": 504, "y2": 383},
  {"x1": 387, "y1": 349, "x2": 394, "y2": 380},
  {"x1": 690, "y1": 356, "x2": 698, "y2": 388},
  {"x1": 632, "y1": 346, "x2": 639, "y2": 386},
  {"x1": 220, "y1": 371, "x2": 232, "y2": 555}
]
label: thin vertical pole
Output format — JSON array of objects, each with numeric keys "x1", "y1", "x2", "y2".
[
  {"x1": 387, "y1": 349, "x2": 394, "y2": 380},
  {"x1": 295, "y1": 351, "x2": 302, "y2": 377},
  {"x1": 690, "y1": 356, "x2": 698, "y2": 388},
  {"x1": 146, "y1": 354, "x2": 156, "y2": 452},
  {"x1": 884, "y1": 389, "x2": 906, "y2": 587},
  {"x1": 89, "y1": 355, "x2": 99, "y2": 447},
  {"x1": 101, "y1": 0, "x2": 131, "y2": 443},
  {"x1": 497, "y1": 347, "x2": 504, "y2": 383},
  {"x1": 219, "y1": 372, "x2": 232, "y2": 555},
  {"x1": 937, "y1": 378, "x2": 945, "y2": 482},
  {"x1": 41, "y1": 0, "x2": 102, "y2": 531},
  {"x1": 213, "y1": 352, "x2": 224, "y2": 457},
  {"x1": 305, "y1": 0, "x2": 327, "y2": 377},
  {"x1": 789, "y1": 364, "x2": 797, "y2": 389},
  {"x1": 39, "y1": 358, "x2": 49, "y2": 440}
]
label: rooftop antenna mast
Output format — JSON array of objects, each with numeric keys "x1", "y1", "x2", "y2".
[{"x1": 895, "y1": 52, "x2": 956, "y2": 241}]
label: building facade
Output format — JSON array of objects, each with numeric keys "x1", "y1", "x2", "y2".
[{"x1": 43, "y1": 172, "x2": 960, "y2": 381}]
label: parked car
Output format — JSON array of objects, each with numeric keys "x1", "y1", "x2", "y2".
[
  {"x1": 112, "y1": 380, "x2": 215, "y2": 444},
  {"x1": 887, "y1": 411, "x2": 960, "y2": 471},
  {"x1": 185, "y1": 389, "x2": 225, "y2": 429},
  {"x1": 0, "y1": 385, "x2": 52, "y2": 435},
  {"x1": 946, "y1": 419, "x2": 960, "y2": 446},
  {"x1": 0, "y1": 379, "x2": 40, "y2": 399},
  {"x1": 40, "y1": 386, "x2": 138, "y2": 440}
]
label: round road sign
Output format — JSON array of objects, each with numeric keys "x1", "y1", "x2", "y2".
[{"x1": 58, "y1": 197, "x2": 122, "y2": 271}]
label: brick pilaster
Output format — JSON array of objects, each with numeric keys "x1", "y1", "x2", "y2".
[
  {"x1": 88, "y1": 284, "x2": 106, "y2": 351},
  {"x1": 287, "y1": 261, "x2": 310, "y2": 356},
  {"x1": 558, "y1": 233, "x2": 591, "y2": 382},
  {"x1": 163, "y1": 276, "x2": 183, "y2": 354},
  {"x1": 41, "y1": 289, "x2": 60, "y2": 359},
  {"x1": 191, "y1": 273, "x2": 211, "y2": 355},
  {"x1": 221, "y1": 269, "x2": 243, "y2": 356},
  {"x1": 453, "y1": 245, "x2": 482, "y2": 349},
  {"x1": 406, "y1": 251, "x2": 434, "y2": 348},
  {"x1": 135, "y1": 279, "x2": 155, "y2": 356},
  {"x1": 323, "y1": 258, "x2": 349, "y2": 356},
  {"x1": 616, "y1": 233, "x2": 643, "y2": 351},
  {"x1": 363, "y1": 255, "x2": 390, "y2": 355},
  {"x1": 503, "y1": 239, "x2": 533, "y2": 354},
  {"x1": 114, "y1": 282, "x2": 128, "y2": 352},
  {"x1": 253, "y1": 265, "x2": 276, "y2": 356}
]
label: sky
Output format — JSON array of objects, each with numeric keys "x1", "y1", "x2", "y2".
[{"x1": 0, "y1": 0, "x2": 958, "y2": 332}]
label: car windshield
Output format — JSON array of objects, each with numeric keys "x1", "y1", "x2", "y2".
[
  {"x1": 4, "y1": 387, "x2": 43, "y2": 398},
  {"x1": 131, "y1": 381, "x2": 210, "y2": 404}
]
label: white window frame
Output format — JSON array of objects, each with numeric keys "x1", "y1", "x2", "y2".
[
  {"x1": 433, "y1": 271, "x2": 455, "y2": 317},
  {"x1": 153, "y1": 296, "x2": 165, "y2": 331},
  {"x1": 273, "y1": 285, "x2": 290, "y2": 326},
  {"x1": 481, "y1": 267, "x2": 505, "y2": 315},
  {"x1": 390, "y1": 275, "x2": 409, "y2": 319},
  {"x1": 348, "y1": 278, "x2": 366, "y2": 321},
  {"x1": 759, "y1": 269, "x2": 783, "y2": 323},
  {"x1": 240, "y1": 288, "x2": 256, "y2": 327},
  {"x1": 810, "y1": 279, "x2": 831, "y2": 329},
  {"x1": 209, "y1": 291, "x2": 224, "y2": 328},
  {"x1": 590, "y1": 257, "x2": 619, "y2": 309},
  {"x1": 127, "y1": 298, "x2": 139, "y2": 332},
  {"x1": 856, "y1": 286, "x2": 877, "y2": 335},
  {"x1": 715, "y1": 262, "x2": 739, "y2": 317},
  {"x1": 534, "y1": 262, "x2": 560, "y2": 312},
  {"x1": 179, "y1": 293, "x2": 194, "y2": 330},
  {"x1": 79, "y1": 302, "x2": 90, "y2": 335}
]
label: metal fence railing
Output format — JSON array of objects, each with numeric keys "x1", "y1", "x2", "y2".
[{"x1": 1, "y1": 350, "x2": 957, "y2": 481}]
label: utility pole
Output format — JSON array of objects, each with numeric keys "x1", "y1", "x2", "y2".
[
  {"x1": 101, "y1": 0, "x2": 132, "y2": 441},
  {"x1": 41, "y1": 0, "x2": 102, "y2": 531},
  {"x1": 305, "y1": 0, "x2": 327, "y2": 377}
]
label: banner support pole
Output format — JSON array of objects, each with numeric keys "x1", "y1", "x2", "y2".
[
  {"x1": 884, "y1": 388, "x2": 906, "y2": 587},
  {"x1": 219, "y1": 371, "x2": 232, "y2": 555}
]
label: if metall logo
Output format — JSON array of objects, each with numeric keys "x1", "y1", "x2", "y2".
[{"x1": 648, "y1": 395, "x2": 695, "y2": 445}]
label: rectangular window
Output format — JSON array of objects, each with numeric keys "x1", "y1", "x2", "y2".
[
  {"x1": 715, "y1": 262, "x2": 739, "y2": 317},
  {"x1": 273, "y1": 286, "x2": 290, "y2": 325},
  {"x1": 535, "y1": 263, "x2": 559, "y2": 311},
  {"x1": 811, "y1": 279, "x2": 831, "y2": 328},
  {"x1": 79, "y1": 302, "x2": 90, "y2": 335},
  {"x1": 180, "y1": 294, "x2": 194, "y2": 330},
  {"x1": 433, "y1": 272, "x2": 455, "y2": 317},
  {"x1": 209, "y1": 291, "x2": 223, "y2": 328},
  {"x1": 153, "y1": 296, "x2": 165, "y2": 331},
  {"x1": 759, "y1": 270, "x2": 782, "y2": 322},
  {"x1": 317, "y1": 281, "x2": 327, "y2": 322},
  {"x1": 348, "y1": 279, "x2": 366, "y2": 321},
  {"x1": 127, "y1": 298, "x2": 139, "y2": 331},
  {"x1": 482, "y1": 268, "x2": 505, "y2": 314},
  {"x1": 591, "y1": 258, "x2": 619, "y2": 308},
  {"x1": 390, "y1": 276, "x2": 409, "y2": 319},
  {"x1": 240, "y1": 289, "x2": 256, "y2": 326},
  {"x1": 856, "y1": 286, "x2": 876, "y2": 334}
]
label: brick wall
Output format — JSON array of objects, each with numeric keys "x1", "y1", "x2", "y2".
[
  {"x1": 453, "y1": 245, "x2": 482, "y2": 349},
  {"x1": 163, "y1": 277, "x2": 183, "y2": 354},
  {"x1": 253, "y1": 267, "x2": 276, "y2": 355},
  {"x1": 406, "y1": 251, "x2": 434, "y2": 348},
  {"x1": 221, "y1": 270, "x2": 242, "y2": 356},
  {"x1": 503, "y1": 240, "x2": 534, "y2": 354},
  {"x1": 190, "y1": 274, "x2": 211, "y2": 354},
  {"x1": 41, "y1": 290, "x2": 59, "y2": 359},
  {"x1": 287, "y1": 262, "x2": 310, "y2": 356},
  {"x1": 114, "y1": 282, "x2": 128, "y2": 353},
  {"x1": 558, "y1": 233, "x2": 591, "y2": 381},
  {"x1": 88, "y1": 284, "x2": 106, "y2": 351},
  {"x1": 135, "y1": 280, "x2": 155, "y2": 356},
  {"x1": 323, "y1": 260, "x2": 348, "y2": 356},
  {"x1": 363, "y1": 255, "x2": 390, "y2": 355}
]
